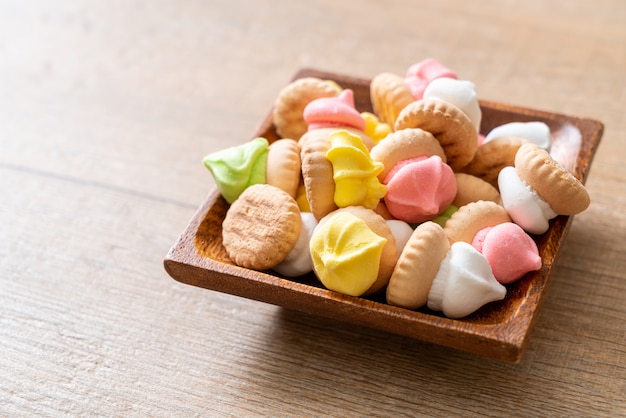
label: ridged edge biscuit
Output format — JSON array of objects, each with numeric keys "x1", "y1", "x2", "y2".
[
  {"x1": 370, "y1": 72, "x2": 415, "y2": 127},
  {"x1": 453, "y1": 173, "x2": 501, "y2": 208},
  {"x1": 463, "y1": 136, "x2": 525, "y2": 188},
  {"x1": 394, "y1": 99, "x2": 478, "y2": 171},
  {"x1": 369, "y1": 128, "x2": 446, "y2": 181},
  {"x1": 443, "y1": 200, "x2": 511, "y2": 244},
  {"x1": 515, "y1": 143, "x2": 590, "y2": 215},
  {"x1": 300, "y1": 137, "x2": 337, "y2": 220},
  {"x1": 266, "y1": 138, "x2": 301, "y2": 199},
  {"x1": 273, "y1": 77, "x2": 340, "y2": 140},
  {"x1": 222, "y1": 184, "x2": 301, "y2": 270},
  {"x1": 386, "y1": 221, "x2": 450, "y2": 309}
]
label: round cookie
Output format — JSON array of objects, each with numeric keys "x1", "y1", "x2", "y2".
[
  {"x1": 370, "y1": 72, "x2": 415, "y2": 127},
  {"x1": 273, "y1": 77, "x2": 340, "y2": 140},
  {"x1": 222, "y1": 184, "x2": 301, "y2": 270},
  {"x1": 321, "y1": 206, "x2": 398, "y2": 295},
  {"x1": 394, "y1": 99, "x2": 478, "y2": 171},
  {"x1": 463, "y1": 136, "x2": 525, "y2": 188},
  {"x1": 453, "y1": 173, "x2": 501, "y2": 208},
  {"x1": 514, "y1": 142, "x2": 590, "y2": 215},
  {"x1": 300, "y1": 137, "x2": 337, "y2": 220},
  {"x1": 369, "y1": 128, "x2": 446, "y2": 181},
  {"x1": 266, "y1": 138, "x2": 301, "y2": 199},
  {"x1": 443, "y1": 200, "x2": 511, "y2": 244},
  {"x1": 386, "y1": 221, "x2": 450, "y2": 309}
]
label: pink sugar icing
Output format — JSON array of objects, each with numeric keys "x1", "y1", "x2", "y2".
[
  {"x1": 303, "y1": 89, "x2": 366, "y2": 132},
  {"x1": 471, "y1": 223, "x2": 542, "y2": 284},
  {"x1": 383, "y1": 155, "x2": 457, "y2": 223},
  {"x1": 404, "y1": 58, "x2": 457, "y2": 100}
]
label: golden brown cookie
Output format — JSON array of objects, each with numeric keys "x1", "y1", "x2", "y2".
[
  {"x1": 443, "y1": 200, "x2": 511, "y2": 244},
  {"x1": 463, "y1": 136, "x2": 525, "y2": 188},
  {"x1": 515, "y1": 142, "x2": 590, "y2": 215},
  {"x1": 386, "y1": 221, "x2": 450, "y2": 310},
  {"x1": 373, "y1": 200, "x2": 394, "y2": 220},
  {"x1": 370, "y1": 72, "x2": 415, "y2": 127},
  {"x1": 453, "y1": 173, "x2": 501, "y2": 208},
  {"x1": 265, "y1": 138, "x2": 301, "y2": 199},
  {"x1": 300, "y1": 137, "x2": 337, "y2": 220},
  {"x1": 221, "y1": 184, "x2": 301, "y2": 270},
  {"x1": 327, "y1": 206, "x2": 398, "y2": 295},
  {"x1": 273, "y1": 77, "x2": 340, "y2": 140},
  {"x1": 394, "y1": 99, "x2": 478, "y2": 172},
  {"x1": 369, "y1": 128, "x2": 447, "y2": 181}
]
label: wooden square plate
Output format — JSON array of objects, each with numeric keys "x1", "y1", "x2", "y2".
[{"x1": 164, "y1": 69, "x2": 603, "y2": 362}]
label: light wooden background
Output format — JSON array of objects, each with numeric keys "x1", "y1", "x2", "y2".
[{"x1": 2, "y1": 0, "x2": 625, "y2": 416}]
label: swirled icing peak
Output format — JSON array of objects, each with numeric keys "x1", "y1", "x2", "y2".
[
  {"x1": 405, "y1": 58, "x2": 457, "y2": 100},
  {"x1": 427, "y1": 242, "x2": 507, "y2": 319},
  {"x1": 202, "y1": 137, "x2": 269, "y2": 204},
  {"x1": 310, "y1": 211, "x2": 387, "y2": 296},
  {"x1": 326, "y1": 130, "x2": 387, "y2": 209},
  {"x1": 383, "y1": 155, "x2": 457, "y2": 223},
  {"x1": 303, "y1": 89, "x2": 366, "y2": 131},
  {"x1": 472, "y1": 223, "x2": 542, "y2": 284}
]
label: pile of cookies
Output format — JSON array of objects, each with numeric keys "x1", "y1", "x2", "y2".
[{"x1": 202, "y1": 58, "x2": 590, "y2": 319}]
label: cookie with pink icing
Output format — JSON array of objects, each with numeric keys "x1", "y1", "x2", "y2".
[
  {"x1": 272, "y1": 77, "x2": 341, "y2": 140},
  {"x1": 303, "y1": 89, "x2": 366, "y2": 131},
  {"x1": 370, "y1": 128, "x2": 456, "y2": 223},
  {"x1": 299, "y1": 89, "x2": 375, "y2": 149},
  {"x1": 384, "y1": 155, "x2": 457, "y2": 223},
  {"x1": 443, "y1": 200, "x2": 541, "y2": 284}
]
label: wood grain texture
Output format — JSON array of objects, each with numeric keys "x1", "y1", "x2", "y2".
[{"x1": 1, "y1": 0, "x2": 625, "y2": 416}]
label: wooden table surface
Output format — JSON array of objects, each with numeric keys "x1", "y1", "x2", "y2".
[{"x1": 2, "y1": 1, "x2": 625, "y2": 416}]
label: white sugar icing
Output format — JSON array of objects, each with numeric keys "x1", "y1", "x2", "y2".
[
  {"x1": 272, "y1": 212, "x2": 318, "y2": 277},
  {"x1": 386, "y1": 219, "x2": 414, "y2": 256},
  {"x1": 484, "y1": 121, "x2": 551, "y2": 150},
  {"x1": 423, "y1": 78, "x2": 482, "y2": 133},
  {"x1": 427, "y1": 242, "x2": 506, "y2": 319},
  {"x1": 498, "y1": 166, "x2": 557, "y2": 234}
]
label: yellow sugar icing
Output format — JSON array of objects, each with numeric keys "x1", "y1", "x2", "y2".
[
  {"x1": 326, "y1": 130, "x2": 387, "y2": 209},
  {"x1": 310, "y1": 211, "x2": 386, "y2": 296},
  {"x1": 361, "y1": 112, "x2": 391, "y2": 143},
  {"x1": 202, "y1": 137, "x2": 268, "y2": 204}
]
